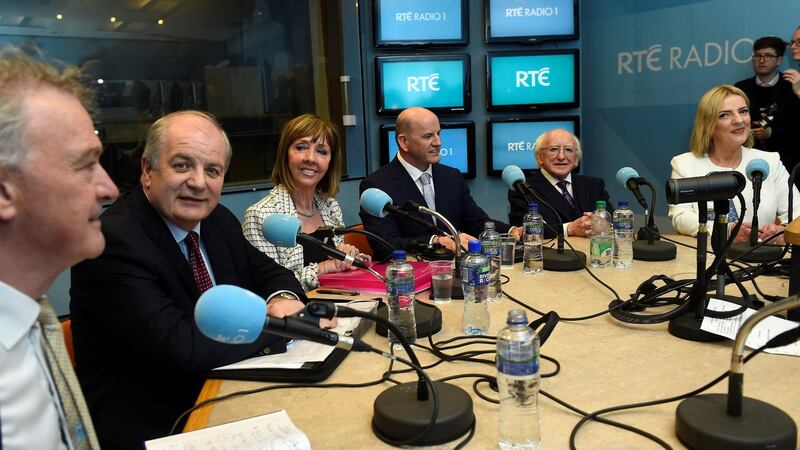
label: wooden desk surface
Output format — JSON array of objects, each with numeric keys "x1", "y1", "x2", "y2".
[{"x1": 185, "y1": 236, "x2": 800, "y2": 449}]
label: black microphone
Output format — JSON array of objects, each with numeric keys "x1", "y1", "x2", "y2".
[
  {"x1": 666, "y1": 171, "x2": 746, "y2": 204},
  {"x1": 745, "y1": 158, "x2": 769, "y2": 211},
  {"x1": 616, "y1": 167, "x2": 648, "y2": 210},
  {"x1": 262, "y1": 214, "x2": 371, "y2": 270},
  {"x1": 360, "y1": 188, "x2": 440, "y2": 234},
  {"x1": 194, "y1": 285, "x2": 372, "y2": 352}
]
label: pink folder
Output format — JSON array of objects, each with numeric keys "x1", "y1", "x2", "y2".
[{"x1": 318, "y1": 261, "x2": 433, "y2": 294}]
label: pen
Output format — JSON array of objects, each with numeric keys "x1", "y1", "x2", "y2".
[{"x1": 316, "y1": 289, "x2": 360, "y2": 296}]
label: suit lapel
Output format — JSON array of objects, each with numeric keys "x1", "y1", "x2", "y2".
[
  {"x1": 389, "y1": 158, "x2": 427, "y2": 210},
  {"x1": 129, "y1": 186, "x2": 199, "y2": 297},
  {"x1": 201, "y1": 217, "x2": 239, "y2": 286}
]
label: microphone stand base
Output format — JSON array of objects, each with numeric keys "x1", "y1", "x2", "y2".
[
  {"x1": 676, "y1": 393, "x2": 797, "y2": 450},
  {"x1": 372, "y1": 381, "x2": 475, "y2": 446},
  {"x1": 728, "y1": 242, "x2": 784, "y2": 263},
  {"x1": 632, "y1": 239, "x2": 677, "y2": 261},
  {"x1": 668, "y1": 309, "x2": 727, "y2": 342},
  {"x1": 543, "y1": 247, "x2": 586, "y2": 272},
  {"x1": 375, "y1": 302, "x2": 442, "y2": 338}
]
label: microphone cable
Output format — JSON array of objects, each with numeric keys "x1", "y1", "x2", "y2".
[{"x1": 568, "y1": 325, "x2": 800, "y2": 449}]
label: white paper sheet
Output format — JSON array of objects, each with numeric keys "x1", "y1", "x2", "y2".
[
  {"x1": 700, "y1": 298, "x2": 800, "y2": 356},
  {"x1": 145, "y1": 410, "x2": 311, "y2": 450}
]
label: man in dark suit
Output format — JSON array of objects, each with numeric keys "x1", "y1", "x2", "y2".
[
  {"x1": 360, "y1": 107, "x2": 520, "y2": 258},
  {"x1": 735, "y1": 36, "x2": 800, "y2": 174},
  {"x1": 508, "y1": 128, "x2": 610, "y2": 238},
  {"x1": 70, "y1": 111, "x2": 318, "y2": 449}
]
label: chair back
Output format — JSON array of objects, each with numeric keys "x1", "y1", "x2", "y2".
[
  {"x1": 61, "y1": 319, "x2": 76, "y2": 368},
  {"x1": 343, "y1": 224, "x2": 374, "y2": 256}
]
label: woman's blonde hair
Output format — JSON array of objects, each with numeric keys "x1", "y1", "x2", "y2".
[
  {"x1": 690, "y1": 84, "x2": 754, "y2": 157},
  {"x1": 271, "y1": 114, "x2": 342, "y2": 197}
]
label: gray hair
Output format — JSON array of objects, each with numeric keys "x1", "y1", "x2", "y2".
[
  {"x1": 0, "y1": 46, "x2": 92, "y2": 169},
  {"x1": 142, "y1": 110, "x2": 232, "y2": 170},
  {"x1": 533, "y1": 129, "x2": 583, "y2": 163}
]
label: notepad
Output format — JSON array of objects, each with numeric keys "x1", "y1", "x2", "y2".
[
  {"x1": 319, "y1": 261, "x2": 432, "y2": 294},
  {"x1": 145, "y1": 410, "x2": 310, "y2": 450}
]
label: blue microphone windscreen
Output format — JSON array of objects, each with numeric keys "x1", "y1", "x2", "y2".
[
  {"x1": 262, "y1": 213, "x2": 301, "y2": 247},
  {"x1": 501, "y1": 165, "x2": 525, "y2": 189},
  {"x1": 360, "y1": 188, "x2": 391, "y2": 218},
  {"x1": 745, "y1": 158, "x2": 769, "y2": 182},
  {"x1": 616, "y1": 167, "x2": 639, "y2": 186},
  {"x1": 195, "y1": 285, "x2": 266, "y2": 344}
]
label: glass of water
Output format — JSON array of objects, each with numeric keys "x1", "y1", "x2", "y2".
[
  {"x1": 429, "y1": 260, "x2": 453, "y2": 304},
  {"x1": 499, "y1": 233, "x2": 516, "y2": 269}
]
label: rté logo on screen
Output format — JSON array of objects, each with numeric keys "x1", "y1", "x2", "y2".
[{"x1": 406, "y1": 73, "x2": 440, "y2": 92}]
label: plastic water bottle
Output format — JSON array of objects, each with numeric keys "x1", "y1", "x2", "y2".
[
  {"x1": 613, "y1": 200, "x2": 634, "y2": 269},
  {"x1": 522, "y1": 203, "x2": 544, "y2": 274},
  {"x1": 479, "y1": 221, "x2": 502, "y2": 302},
  {"x1": 461, "y1": 240, "x2": 490, "y2": 335},
  {"x1": 497, "y1": 309, "x2": 541, "y2": 450},
  {"x1": 590, "y1": 200, "x2": 613, "y2": 268},
  {"x1": 385, "y1": 250, "x2": 416, "y2": 346}
]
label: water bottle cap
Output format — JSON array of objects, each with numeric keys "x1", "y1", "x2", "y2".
[
  {"x1": 484, "y1": 221, "x2": 496, "y2": 230},
  {"x1": 391, "y1": 250, "x2": 406, "y2": 260},
  {"x1": 618, "y1": 200, "x2": 628, "y2": 207},
  {"x1": 596, "y1": 200, "x2": 606, "y2": 209},
  {"x1": 528, "y1": 202, "x2": 539, "y2": 211},
  {"x1": 506, "y1": 309, "x2": 528, "y2": 325},
  {"x1": 468, "y1": 240, "x2": 482, "y2": 253}
]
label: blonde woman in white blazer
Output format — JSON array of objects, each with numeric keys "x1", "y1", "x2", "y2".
[
  {"x1": 243, "y1": 114, "x2": 369, "y2": 291},
  {"x1": 669, "y1": 85, "x2": 800, "y2": 244}
]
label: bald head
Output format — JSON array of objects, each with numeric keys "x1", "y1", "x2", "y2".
[{"x1": 394, "y1": 107, "x2": 442, "y2": 171}]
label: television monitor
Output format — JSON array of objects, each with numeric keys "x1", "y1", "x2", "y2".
[
  {"x1": 374, "y1": 0, "x2": 469, "y2": 47},
  {"x1": 486, "y1": 49, "x2": 579, "y2": 111},
  {"x1": 379, "y1": 121, "x2": 476, "y2": 179},
  {"x1": 375, "y1": 54, "x2": 471, "y2": 116},
  {"x1": 485, "y1": 0, "x2": 579, "y2": 44},
  {"x1": 486, "y1": 116, "x2": 580, "y2": 176}
]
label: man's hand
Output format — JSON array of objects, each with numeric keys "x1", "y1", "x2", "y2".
[
  {"x1": 783, "y1": 69, "x2": 800, "y2": 98},
  {"x1": 752, "y1": 125, "x2": 772, "y2": 141},
  {"x1": 436, "y1": 233, "x2": 477, "y2": 252},
  {"x1": 267, "y1": 295, "x2": 338, "y2": 330},
  {"x1": 566, "y1": 212, "x2": 593, "y2": 237}
]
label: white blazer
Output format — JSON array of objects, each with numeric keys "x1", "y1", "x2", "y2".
[{"x1": 668, "y1": 147, "x2": 800, "y2": 236}]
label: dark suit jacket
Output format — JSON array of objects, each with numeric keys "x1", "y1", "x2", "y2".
[
  {"x1": 70, "y1": 186, "x2": 306, "y2": 449},
  {"x1": 507, "y1": 170, "x2": 611, "y2": 238},
  {"x1": 359, "y1": 158, "x2": 509, "y2": 258}
]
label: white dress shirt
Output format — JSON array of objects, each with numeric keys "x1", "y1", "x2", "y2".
[
  {"x1": 397, "y1": 152, "x2": 434, "y2": 198},
  {"x1": 0, "y1": 281, "x2": 70, "y2": 450}
]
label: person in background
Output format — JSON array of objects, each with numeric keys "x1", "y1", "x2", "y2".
[
  {"x1": 69, "y1": 110, "x2": 319, "y2": 449},
  {"x1": 734, "y1": 36, "x2": 800, "y2": 173},
  {"x1": 0, "y1": 48, "x2": 117, "y2": 449},
  {"x1": 783, "y1": 25, "x2": 800, "y2": 99},
  {"x1": 507, "y1": 128, "x2": 610, "y2": 238},
  {"x1": 669, "y1": 85, "x2": 800, "y2": 244},
  {"x1": 243, "y1": 114, "x2": 369, "y2": 291},
  {"x1": 359, "y1": 107, "x2": 521, "y2": 259}
]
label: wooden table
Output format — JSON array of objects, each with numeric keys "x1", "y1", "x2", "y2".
[{"x1": 185, "y1": 236, "x2": 800, "y2": 449}]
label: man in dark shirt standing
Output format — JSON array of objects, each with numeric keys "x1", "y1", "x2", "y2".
[{"x1": 735, "y1": 36, "x2": 800, "y2": 174}]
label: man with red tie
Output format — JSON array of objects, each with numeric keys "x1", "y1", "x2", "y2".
[{"x1": 69, "y1": 111, "x2": 311, "y2": 449}]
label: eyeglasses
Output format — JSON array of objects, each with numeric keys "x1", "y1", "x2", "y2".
[
  {"x1": 545, "y1": 146, "x2": 576, "y2": 156},
  {"x1": 787, "y1": 39, "x2": 800, "y2": 47},
  {"x1": 751, "y1": 53, "x2": 779, "y2": 61}
]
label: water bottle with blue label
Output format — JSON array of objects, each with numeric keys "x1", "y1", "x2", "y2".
[
  {"x1": 479, "y1": 221, "x2": 503, "y2": 301},
  {"x1": 461, "y1": 240, "x2": 490, "y2": 335}
]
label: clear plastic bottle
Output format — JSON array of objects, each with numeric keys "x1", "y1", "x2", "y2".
[
  {"x1": 590, "y1": 200, "x2": 613, "y2": 268},
  {"x1": 479, "y1": 222, "x2": 503, "y2": 302},
  {"x1": 522, "y1": 203, "x2": 544, "y2": 274},
  {"x1": 461, "y1": 240, "x2": 490, "y2": 335},
  {"x1": 497, "y1": 309, "x2": 541, "y2": 450},
  {"x1": 385, "y1": 250, "x2": 416, "y2": 346},
  {"x1": 613, "y1": 200, "x2": 634, "y2": 269}
]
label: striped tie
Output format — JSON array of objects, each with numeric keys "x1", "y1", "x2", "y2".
[
  {"x1": 420, "y1": 172, "x2": 436, "y2": 223},
  {"x1": 556, "y1": 180, "x2": 577, "y2": 209},
  {"x1": 37, "y1": 297, "x2": 100, "y2": 450}
]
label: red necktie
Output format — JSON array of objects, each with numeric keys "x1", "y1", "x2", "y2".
[{"x1": 185, "y1": 231, "x2": 213, "y2": 293}]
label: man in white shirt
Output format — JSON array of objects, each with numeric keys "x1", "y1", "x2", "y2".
[{"x1": 0, "y1": 49, "x2": 118, "y2": 449}]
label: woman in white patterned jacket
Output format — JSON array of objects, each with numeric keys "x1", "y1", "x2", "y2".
[{"x1": 243, "y1": 114, "x2": 370, "y2": 291}]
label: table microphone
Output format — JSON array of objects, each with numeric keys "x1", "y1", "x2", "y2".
[
  {"x1": 194, "y1": 284, "x2": 372, "y2": 352},
  {"x1": 675, "y1": 295, "x2": 799, "y2": 449},
  {"x1": 728, "y1": 159, "x2": 783, "y2": 262},
  {"x1": 616, "y1": 166, "x2": 676, "y2": 261},
  {"x1": 360, "y1": 188, "x2": 441, "y2": 235}
]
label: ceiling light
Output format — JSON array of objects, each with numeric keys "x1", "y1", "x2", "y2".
[
  {"x1": 56, "y1": 14, "x2": 63, "y2": 20},
  {"x1": 110, "y1": 17, "x2": 117, "y2": 23},
  {"x1": 157, "y1": 18, "x2": 164, "y2": 25}
]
